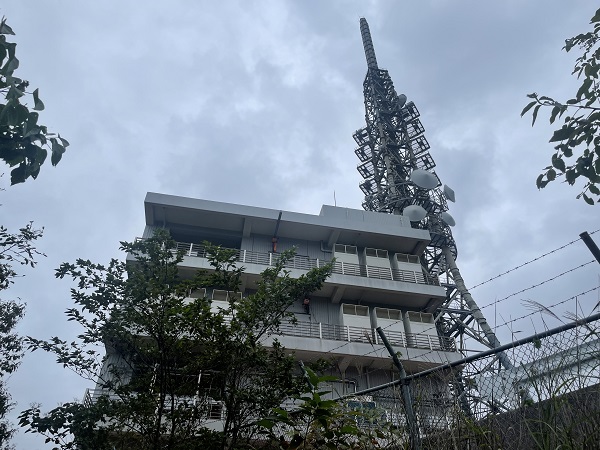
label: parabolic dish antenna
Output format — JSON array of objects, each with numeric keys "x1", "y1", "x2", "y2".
[
  {"x1": 444, "y1": 184, "x2": 456, "y2": 202},
  {"x1": 410, "y1": 169, "x2": 438, "y2": 189},
  {"x1": 403, "y1": 205, "x2": 427, "y2": 222},
  {"x1": 398, "y1": 94, "x2": 407, "y2": 108},
  {"x1": 441, "y1": 211, "x2": 456, "y2": 227}
]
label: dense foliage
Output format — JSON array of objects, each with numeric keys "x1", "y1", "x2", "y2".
[
  {"x1": 0, "y1": 223, "x2": 43, "y2": 449},
  {"x1": 0, "y1": 17, "x2": 69, "y2": 185},
  {"x1": 19, "y1": 231, "x2": 333, "y2": 449},
  {"x1": 522, "y1": 7, "x2": 600, "y2": 204}
]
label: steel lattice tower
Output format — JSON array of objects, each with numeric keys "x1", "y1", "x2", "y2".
[{"x1": 354, "y1": 19, "x2": 517, "y2": 403}]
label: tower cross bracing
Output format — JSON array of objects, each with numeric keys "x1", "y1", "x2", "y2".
[{"x1": 354, "y1": 19, "x2": 517, "y2": 399}]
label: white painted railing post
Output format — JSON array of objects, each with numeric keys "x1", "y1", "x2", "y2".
[
  {"x1": 189, "y1": 243, "x2": 193, "y2": 256},
  {"x1": 269, "y1": 253, "x2": 272, "y2": 266},
  {"x1": 389, "y1": 267, "x2": 393, "y2": 280},
  {"x1": 243, "y1": 249, "x2": 246, "y2": 263},
  {"x1": 347, "y1": 326, "x2": 351, "y2": 342},
  {"x1": 316, "y1": 258, "x2": 319, "y2": 268},
  {"x1": 319, "y1": 323, "x2": 322, "y2": 339},
  {"x1": 428, "y1": 335, "x2": 433, "y2": 350}
]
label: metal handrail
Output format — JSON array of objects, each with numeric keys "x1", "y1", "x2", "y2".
[
  {"x1": 275, "y1": 321, "x2": 456, "y2": 352},
  {"x1": 172, "y1": 241, "x2": 439, "y2": 286},
  {"x1": 83, "y1": 388, "x2": 226, "y2": 419}
]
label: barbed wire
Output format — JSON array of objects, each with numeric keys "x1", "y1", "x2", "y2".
[
  {"x1": 480, "y1": 259, "x2": 596, "y2": 310},
  {"x1": 492, "y1": 284, "x2": 600, "y2": 332},
  {"x1": 468, "y1": 228, "x2": 600, "y2": 291}
]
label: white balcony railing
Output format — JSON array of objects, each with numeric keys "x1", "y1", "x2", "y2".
[
  {"x1": 83, "y1": 389, "x2": 225, "y2": 420},
  {"x1": 275, "y1": 321, "x2": 456, "y2": 352},
  {"x1": 171, "y1": 241, "x2": 439, "y2": 286}
]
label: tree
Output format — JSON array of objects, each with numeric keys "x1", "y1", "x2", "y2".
[
  {"x1": 258, "y1": 367, "x2": 406, "y2": 449},
  {"x1": 0, "y1": 16, "x2": 69, "y2": 448},
  {"x1": 522, "y1": 7, "x2": 600, "y2": 204},
  {"x1": 0, "y1": 223, "x2": 43, "y2": 449},
  {"x1": 0, "y1": 17, "x2": 69, "y2": 185},
  {"x1": 19, "y1": 230, "x2": 332, "y2": 449}
]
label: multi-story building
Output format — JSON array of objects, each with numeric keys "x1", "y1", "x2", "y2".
[{"x1": 112, "y1": 192, "x2": 462, "y2": 421}]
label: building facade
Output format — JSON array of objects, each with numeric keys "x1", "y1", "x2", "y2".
[{"x1": 91, "y1": 192, "x2": 463, "y2": 427}]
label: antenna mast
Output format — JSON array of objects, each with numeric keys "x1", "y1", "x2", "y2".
[{"x1": 353, "y1": 18, "x2": 517, "y2": 409}]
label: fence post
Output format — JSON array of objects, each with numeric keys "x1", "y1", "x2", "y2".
[
  {"x1": 188, "y1": 243, "x2": 193, "y2": 256},
  {"x1": 376, "y1": 327, "x2": 421, "y2": 450},
  {"x1": 319, "y1": 323, "x2": 322, "y2": 339},
  {"x1": 347, "y1": 326, "x2": 351, "y2": 342}
]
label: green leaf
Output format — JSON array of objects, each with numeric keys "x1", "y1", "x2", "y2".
[
  {"x1": 521, "y1": 101, "x2": 536, "y2": 117},
  {"x1": 536, "y1": 173, "x2": 545, "y2": 189},
  {"x1": 32, "y1": 88, "x2": 45, "y2": 111},
  {"x1": 532, "y1": 104, "x2": 541, "y2": 126},
  {"x1": 592, "y1": 8, "x2": 600, "y2": 23},
  {"x1": 256, "y1": 419, "x2": 274, "y2": 430},
  {"x1": 0, "y1": 20, "x2": 15, "y2": 35},
  {"x1": 563, "y1": 146, "x2": 573, "y2": 157},
  {"x1": 10, "y1": 163, "x2": 26, "y2": 185},
  {"x1": 549, "y1": 127, "x2": 575, "y2": 142},
  {"x1": 589, "y1": 184, "x2": 600, "y2": 195},
  {"x1": 565, "y1": 169, "x2": 578, "y2": 184},
  {"x1": 583, "y1": 193, "x2": 595, "y2": 205},
  {"x1": 339, "y1": 425, "x2": 358, "y2": 435},
  {"x1": 577, "y1": 78, "x2": 592, "y2": 100},
  {"x1": 549, "y1": 105, "x2": 560, "y2": 124},
  {"x1": 50, "y1": 139, "x2": 65, "y2": 166},
  {"x1": 547, "y1": 168, "x2": 556, "y2": 181},
  {"x1": 58, "y1": 134, "x2": 70, "y2": 147},
  {"x1": 552, "y1": 154, "x2": 566, "y2": 172},
  {"x1": 4, "y1": 56, "x2": 19, "y2": 74}
]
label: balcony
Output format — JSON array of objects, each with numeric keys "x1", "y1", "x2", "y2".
[
  {"x1": 82, "y1": 389, "x2": 226, "y2": 422},
  {"x1": 171, "y1": 241, "x2": 439, "y2": 287},
  {"x1": 275, "y1": 321, "x2": 456, "y2": 352},
  {"x1": 264, "y1": 319, "x2": 460, "y2": 370}
]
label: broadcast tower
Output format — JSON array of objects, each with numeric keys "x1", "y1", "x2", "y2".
[{"x1": 354, "y1": 19, "x2": 515, "y2": 378}]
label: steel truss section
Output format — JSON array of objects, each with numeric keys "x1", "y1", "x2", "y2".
[{"x1": 354, "y1": 18, "x2": 519, "y2": 415}]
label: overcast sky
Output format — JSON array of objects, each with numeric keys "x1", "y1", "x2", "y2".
[{"x1": 2, "y1": 1, "x2": 599, "y2": 447}]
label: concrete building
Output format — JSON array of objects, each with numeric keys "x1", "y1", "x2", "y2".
[{"x1": 126, "y1": 192, "x2": 462, "y2": 415}]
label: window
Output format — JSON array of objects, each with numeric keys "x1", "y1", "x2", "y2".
[
  {"x1": 342, "y1": 304, "x2": 369, "y2": 316},
  {"x1": 375, "y1": 307, "x2": 402, "y2": 320},
  {"x1": 189, "y1": 288, "x2": 207, "y2": 299},
  {"x1": 407, "y1": 311, "x2": 434, "y2": 323},
  {"x1": 335, "y1": 244, "x2": 358, "y2": 254},
  {"x1": 394, "y1": 253, "x2": 420, "y2": 264},
  {"x1": 211, "y1": 290, "x2": 242, "y2": 301},
  {"x1": 365, "y1": 248, "x2": 388, "y2": 259}
]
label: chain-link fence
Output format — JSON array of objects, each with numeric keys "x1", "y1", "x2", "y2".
[{"x1": 346, "y1": 311, "x2": 600, "y2": 449}]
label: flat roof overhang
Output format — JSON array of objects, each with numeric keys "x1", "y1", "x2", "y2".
[{"x1": 145, "y1": 192, "x2": 431, "y2": 255}]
